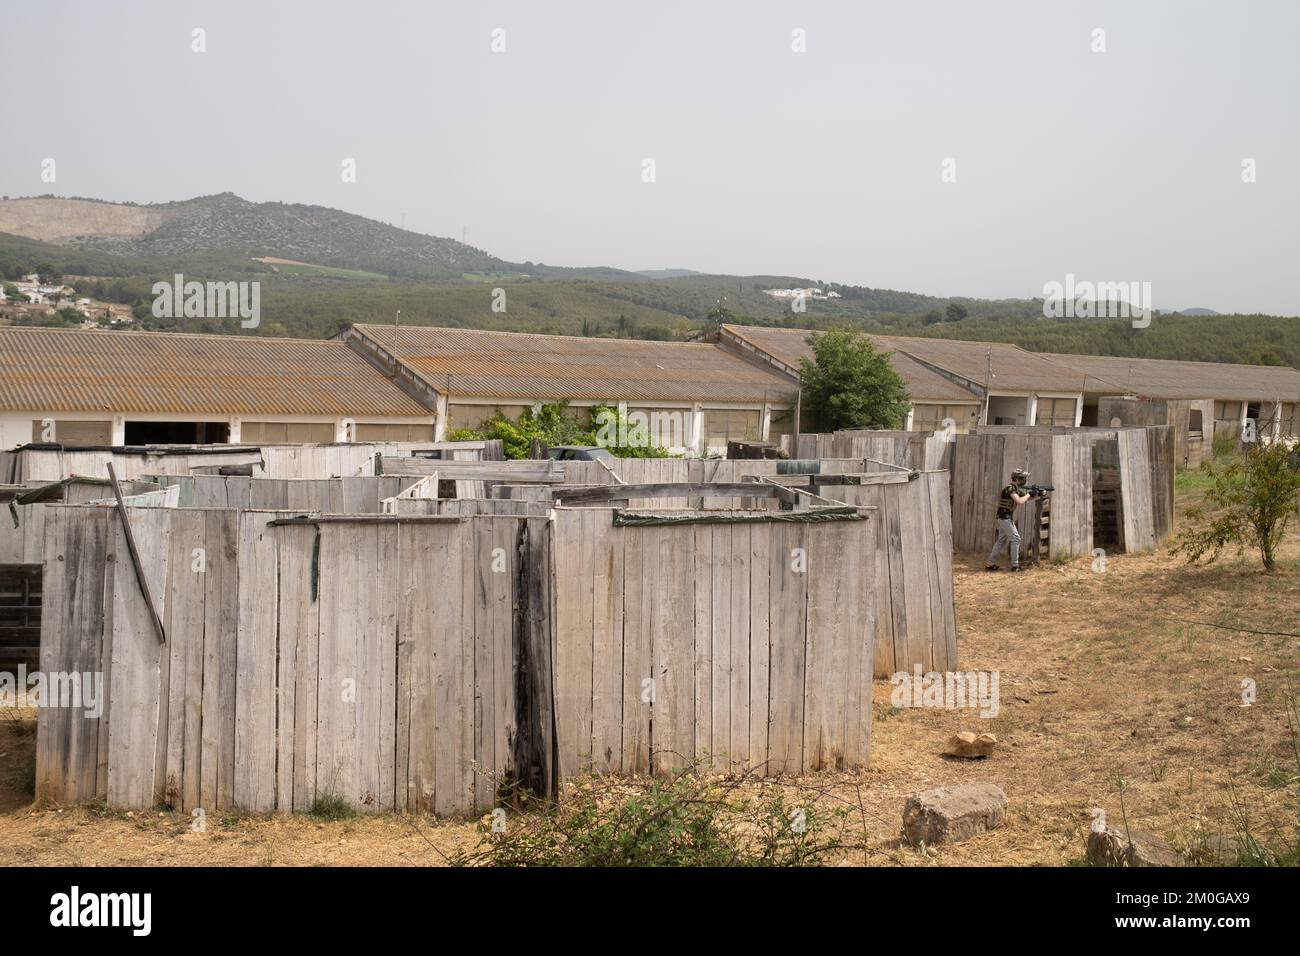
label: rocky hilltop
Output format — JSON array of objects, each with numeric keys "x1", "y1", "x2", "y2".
[{"x1": 0, "y1": 193, "x2": 507, "y2": 279}]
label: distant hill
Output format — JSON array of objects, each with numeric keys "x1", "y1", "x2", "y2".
[
  {"x1": 0, "y1": 193, "x2": 524, "y2": 280},
  {"x1": 636, "y1": 268, "x2": 702, "y2": 279},
  {"x1": 1, "y1": 192, "x2": 1294, "y2": 368}
]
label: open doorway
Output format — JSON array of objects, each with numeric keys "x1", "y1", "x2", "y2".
[
  {"x1": 123, "y1": 420, "x2": 230, "y2": 445},
  {"x1": 1091, "y1": 438, "x2": 1123, "y2": 552}
]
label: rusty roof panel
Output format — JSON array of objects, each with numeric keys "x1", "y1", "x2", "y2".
[
  {"x1": 0, "y1": 327, "x2": 433, "y2": 417},
  {"x1": 722, "y1": 325, "x2": 983, "y2": 402},
  {"x1": 352, "y1": 325, "x2": 800, "y2": 404},
  {"x1": 1041, "y1": 352, "x2": 1300, "y2": 402}
]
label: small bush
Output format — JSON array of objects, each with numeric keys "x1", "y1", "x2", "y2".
[
  {"x1": 450, "y1": 766, "x2": 852, "y2": 867},
  {"x1": 1175, "y1": 442, "x2": 1300, "y2": 571},
  {"x1": 309, "y1": 792, "x2": 357, "y2": 821}
]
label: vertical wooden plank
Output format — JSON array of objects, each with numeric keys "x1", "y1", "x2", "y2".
[
  {"x1": 692, "y1": 524, "x2": 713, "y2": 766},
  {"x1": 729, "y1": 523, "x2": 751, "y2": 771},
  {"x1": 34, "y1": 506, "x2": 69, "y2": 801},
  {"x1": 842, "y1": 518, "x2": 874, "y2": 767},
  {"x1": 803, "y1": 521, "x2": 840, "y2": 771},
  {"x1": 748, "y1": 522, "x2": 771, "y2": 773},
  {"x1": 70, "y1": 508, "x2": 111, "y2": 801},
  {"x1": 377, "y1": 522, "x2": 400, "y2": 811},
  {"x1": 393, "y1": 524, "x2": 414, "y2": 812},
  {"x1": 472, "y1": 518, "x2": 498, "y2": 810},
  {"x1": 234, "y1": 511, "x2": 278, "y2": 811},
  {"x1": 199, "y1": 509, "x2": 238, "y2": 810},
  {"x1": 766, "y1": 521, "x2": 807, "y2": 774},
  {"x1": 590, "y1": 512, "x2": 623, "y2": 773},
  {"x1": 106, "y1": 507, "x2": 171, "y2": 809},
  {"x1": 552, "y1": 509, "x2": 594, "y2": 779},
  {"x1": 353, "y1": 523, "x2": 382, "y2": 809},
  {"x1": 315, "y1": 523, "x2": 355, "y2": 806},
  {"x1": 651, "y1": 524, "x2": 696, "y2": 774},
  {"x1": 450, "y1": 518, "x2": 476, "y2": 814},
  {"x1": 164, "y1": 509, "x2": 207, "y2": 810},
  {"x1": 710, "y1": 525, "x2": 732, "y2": 770},
  {"x1": 96, "y1": 509, "x2": 115, "y2": 801},
  {"x1": 925, "y1": 473, "x2": 959, "y2": 672},
  {"x1": 282, "y1": 523, "x2": 320, "y2": 812},
  {"x1": 521, "y1": 514, "x2": 555, "y2": 797},
  {"x1": 620, "y1": 523, "x2": 651, "y2": 774}
]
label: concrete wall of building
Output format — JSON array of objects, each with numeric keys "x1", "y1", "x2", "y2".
[
  {"x1": 0, "y1": 410, "x2": 436, "y2": 450},
  {"x1": 444, "y1": 396, "x2": 793, "y2": 457}
]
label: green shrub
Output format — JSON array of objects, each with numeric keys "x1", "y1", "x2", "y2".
[
  {"x1": 308, "y1": 792, "x2": 357, "y2": 821},
  {"x1": 1175, "y1": 442, "x2": 1300, "y2": 571},
  {"x1": 451, "y1": 767, "x2": 851, "y2": 867}
]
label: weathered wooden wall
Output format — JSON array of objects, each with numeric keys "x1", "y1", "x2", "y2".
[
  {"x1": 36, "y1": 507, "x2": 528, "y2": 815},
  {"x1": 794, "y1": 431, "x2": 951, "y2": 471},
  {"x1": 154, "y1": 475, "x2": 420, "y2": 511},
  {"x1": 951, "y1": 426, "x2": 1173, "y2": 558},
  {"x1": 39, "y1": 501, "x2": 885, "y2": 812},
  {"x1": 3, "y1": 440, "x2": 500, "y2": 484},
  {"x1": 550, "y1": 508, "x2": 876, "y2": 778},
  {"x1": 1097, "y1": 397, "x2": 1212, "y2": 467},
  {"x1": 0, "y1": 500, "x2": 46, "y2": 563},
  {"x1": 809, "y1": 472, "x2": 957, "y2": 678}
]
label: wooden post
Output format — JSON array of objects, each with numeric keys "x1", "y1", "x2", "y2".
[{"x1": 106, "y1": 462, "x2": 166, "y2": 645}]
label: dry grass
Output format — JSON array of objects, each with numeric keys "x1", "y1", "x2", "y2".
[{"x1": 2, "y1": 472, "x2": 1297, "y2": 866}]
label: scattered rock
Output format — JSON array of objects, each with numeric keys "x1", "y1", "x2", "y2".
[
  {"x1": 1087, "y1": 825, "x2": 1184, "y2": 867},
  {"x1": 903, "y1": 783, "x2": 1007, "y2": 845},
  {"x1": 945, "y1": 731, "x2": 997, "y2": 758}
]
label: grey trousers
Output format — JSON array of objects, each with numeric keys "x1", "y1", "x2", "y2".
[{"x1": 987, "y1": 517, "x2": 1021, "y2": 567}]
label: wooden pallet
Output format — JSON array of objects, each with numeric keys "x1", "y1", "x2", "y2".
[{"x1": 0, "y1": 563, "x2": 41, "y2": 670}]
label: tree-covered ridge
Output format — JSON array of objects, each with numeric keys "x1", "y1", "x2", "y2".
[{"x1": 2, "y1": 227, "x2": 1296, "y2": 369}]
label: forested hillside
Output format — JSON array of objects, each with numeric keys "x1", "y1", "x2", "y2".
[{"x1": 2, "y1": 197, "x2": 1296, "y2": 369}]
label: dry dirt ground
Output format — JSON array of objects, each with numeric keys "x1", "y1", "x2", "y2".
[{"x1": 2, "y1": 474, "x2": 1297, "y2": 866}]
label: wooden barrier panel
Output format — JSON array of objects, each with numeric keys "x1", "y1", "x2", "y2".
[
  {"x1": 951, "y1": 426, "x2": 1172, "y2": 558},
  {"x1": 40, "y1": 498, "x2": 896, "y2": 811},
  {"x1": 814, "y1": 472, "x2": 958, "y2": 678},
  {"x1": 550, "y1": 508, "x2": 876, "y2": 778},
  {"x1": 36, "y1": 507, "x2": 527, "y2": 815},
  {"x1": 154, "y1": 475, "x2": 420, "y2": 512}
]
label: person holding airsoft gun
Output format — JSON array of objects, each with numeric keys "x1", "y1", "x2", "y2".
[{"x1": 985, "y1": 468, "x2": 1053, "y2": 571}]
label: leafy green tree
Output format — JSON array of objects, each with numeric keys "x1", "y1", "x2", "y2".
[
  {"x1": 1176, "y1": 443, "x2": 1300, "y2": 572},
  {"x1": 798, "y1": 328, "x2": 911, "y2": 431},
  {"x1": 944, "y1": 302, "x2": 968, "y2": 322},
  {"x1": 452, "y1": 401, "x2": 671, "y2": 459}
]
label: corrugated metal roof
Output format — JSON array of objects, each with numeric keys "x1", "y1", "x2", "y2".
[
  {"x1": 872, "y1": 334, "x2": 1090, "y2": 392},
  {"x1": 722, "y1": 325, "x2": 982, "y2": 402},
  {"x1": 1041, "y1": 352, "x2": 1300, "y2": 402},
  {"x1": 0, "y1": 327, "x2": 432, "y2": 416},
  {"x1": 351, "y1": 325, "x2": 800, "y2": 405}
]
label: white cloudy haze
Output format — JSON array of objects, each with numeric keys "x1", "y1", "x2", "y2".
[{"x1": 1, "y1": 0, "x2": 1297, "y2": 313}]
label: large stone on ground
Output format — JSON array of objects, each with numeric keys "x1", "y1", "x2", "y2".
[
  {"x1": 1087, "y1": 825, "x2": 1184, "y2": 867},
  {"x1": 945, "y1": 731, "x2": 997, "y2": 758},
  {"x1": 902, "y1": 783, "x2": 1007, "y2": 845}
]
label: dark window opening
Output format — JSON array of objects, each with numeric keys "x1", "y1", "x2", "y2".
[{"x1": 124, "y1": 421, "x2": 230, "y2": 445}]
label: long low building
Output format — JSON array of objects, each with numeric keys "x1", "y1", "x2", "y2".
[
  {"x1": 3, "y1": 322, "x2": 1297, "y2": 460},
  {"x1": 341, "y1": 323, "x2": 799, "y2": 454},
  {"x1": 719, "y1": 324, "x2": 1090, "y2": 431},
  {"x1": 718, "y1": 324, "x2": 1300, "y2": 459},
  {"x1": 0, "y1": 324, "x2": 799, "y2": 456},
  {"x1": 0, "y1": 326, "x2": 438, "y2": 449}
]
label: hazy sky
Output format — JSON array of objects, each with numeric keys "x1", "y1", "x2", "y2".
[{"x1": 2, "y1": 0, "x2": 1297, "y2": 313}]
